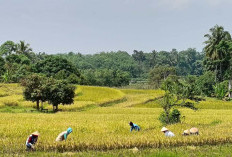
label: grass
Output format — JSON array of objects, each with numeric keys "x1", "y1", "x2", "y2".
[
  {"x1": 113, "y1": 89, "x2": 164, "y2": 107},
  {"x1": 14, "y1": 144, "x2": 232, "y2": 157},
  {"x1": 1, "y1": 108, "x2": 232, "y2": 154},
  {"x1": 1, "y1": 83, "x2": 232, "y2": 156},
  {"x1": 0, "y1": 84, "x2": 126, "y2": 112}
]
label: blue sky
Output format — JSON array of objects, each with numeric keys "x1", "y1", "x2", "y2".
[{"x1": 0, "y1": 0, "x2": 231, "y2": 54}]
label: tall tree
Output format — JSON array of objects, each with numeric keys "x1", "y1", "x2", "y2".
[
  {"x1": 21, "y1": 74, "x2": 46, "y2": 110},
  {"x1": 16, "y1": 41, "x2": 33, "y2": 55},
  {"x1": 34, "y1": 55, "x2": 81, "y2": 79},
  {"x1": 204, "y1": 25, "x2": 231, "y2": 82},
  {"x1": 0, "y1": 41, "x2": 16, "y2": 56},
  {"x1": 44, "y1": 78, "x2": 76, "y2": 111}
]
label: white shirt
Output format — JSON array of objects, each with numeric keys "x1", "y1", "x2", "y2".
[
  {"x1": 56, "y1": 131, "x2": 67, "y2": 141},
  {"x1": 165, "y1": 131, "x2": 175, "y2": 137}
]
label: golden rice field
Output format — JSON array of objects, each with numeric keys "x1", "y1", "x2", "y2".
[{"x1": 1, "y1": 83, "x2": 232, "y2": 156}]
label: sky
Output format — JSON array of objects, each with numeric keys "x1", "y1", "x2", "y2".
[{"x1": 0, "y1": 0, "x2": 232, "y2": 54}]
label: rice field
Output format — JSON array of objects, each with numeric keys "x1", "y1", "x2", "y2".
[{"x1": 1, "y1": 83, "x2": 232, "y2": 156}]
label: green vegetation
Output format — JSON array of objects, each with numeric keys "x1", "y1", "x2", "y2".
[{"x1": 1, "y1": 25, "x2": 232, "y2": 156}]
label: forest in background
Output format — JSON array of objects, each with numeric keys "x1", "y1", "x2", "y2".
[{"x1": 0, "y1": 25, "x2": 232, "y2": 98}]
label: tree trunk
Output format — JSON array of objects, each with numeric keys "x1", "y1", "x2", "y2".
[
  {"x1": 53, "y1": 105, "x2": 58, "y2": 112},
  {"x1": 220, "y1": 62, "x2": 222, "y2": 82},
  {"x1": 164, "y1": 108, "x2": 170, "y2": 124},
  {"x1": 36, "y1": 100, "x2": 39, "y2": 110},
  {"x1": 215, "y1": 64, "x2": 218, "y2": 83},
  {"x1": 229, "y1": 80, "x2": 232, "y2": 98}
]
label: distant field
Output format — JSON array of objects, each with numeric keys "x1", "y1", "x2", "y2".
[{"x1": 1, "y1": 83, "x2": 232, "y2": 156}]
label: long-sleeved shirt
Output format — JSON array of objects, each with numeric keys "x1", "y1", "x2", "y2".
[
  {"x1": 56, "y1": 128, "x2": 72, "y2": 141},
  {"x1": 26, "y1": 135, "x2": 38, "y2": 146},
  {"x1": 56, "y1": 131, "x2": 68, "y2": 141},
  {"x1": 130, "y1": 124, "x2": 140, "y2": 132},
  {"x1": 165, "y1": 131, "x2": 175, "y2": 137}
]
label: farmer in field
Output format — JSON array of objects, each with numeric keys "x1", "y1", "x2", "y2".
[
  {"x1": 182, "y1": 127, "x2": 199, "y2": 136},
  {"x1": 129, "y1": 121, "x2": 140, "y2": 132},
  {"x1": 182, "y1": 129, "x2": 190, "y2": 136},
  {"x1": 26, "y1": 131, "x2": 40, "y2": 151},
  {"x1": 56, "y1": 127, "x2": 73, "y2": 141},
  {"x1": 161, "y1": 127, "x2": 175, "y2": 137}
]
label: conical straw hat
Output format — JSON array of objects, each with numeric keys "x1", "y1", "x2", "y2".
[
  {"x1": 32, "y1": 131, "x2": 40, "y2": 136},
  {"x1": 184, "y1": 129, "x2": 190, "y2": 134},
  {"x1": 161, "y1": 127, "x2": 168, "y2": 132},
  {"x1": 190, "y1": 127, "x2": 199, "y2": 134}
]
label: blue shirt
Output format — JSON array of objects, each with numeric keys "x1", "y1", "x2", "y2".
[{"x1": 130, "y1": 124, "x2": 140, "y2": 132}]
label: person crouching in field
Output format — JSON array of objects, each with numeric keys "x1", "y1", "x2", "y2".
[
  {"x1": 26, "y1": 131, "x2": 40, "y2": 151},
  {"x1": 129, "y1": 122, "x2": 140, "y2": 132},
  {"x1": 182, "y1": 127, "x2": 199, "y2": 136},
  {"x1": 56, "y1": 127, "x2": 73, "y2": 141},
  {"x1": 161, "y1": 127, "x2": 175, "y2": 137}
]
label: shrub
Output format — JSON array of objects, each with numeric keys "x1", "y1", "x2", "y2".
[
  {"x1": 213, "y1": 81, "x2": 228, "y2": 99},
  {"x1": 159, "y1": 108, "x2": 181, "y2": 125}
]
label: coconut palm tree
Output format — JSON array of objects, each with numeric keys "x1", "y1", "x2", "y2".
[
  {"x1": 16, "y1": 41, "x2": 33, "y2": 55},
  {"x1": 15, "y1": 40, "x2": 36, "y2": 62},
  {"x1": 204, "y1": 25, "x2": 231, "y2": 82},
  {"x1": 204, "y1": 25, "x2": 231, "y2": 59}
]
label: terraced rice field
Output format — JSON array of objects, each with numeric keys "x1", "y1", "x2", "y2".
[{"x1": 1, "y1": 83, "x2": 232, "y2": 156}]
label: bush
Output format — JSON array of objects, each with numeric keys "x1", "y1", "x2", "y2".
[
  {"x1": 170, "y1": 109, "x2": 181, "y2": 123},
  {"x1": 213, "y1": 81, "x2": 228, "y2": 99},
  {"x1": 159, "y1": 109, "x2": 181, "y2": 125}
]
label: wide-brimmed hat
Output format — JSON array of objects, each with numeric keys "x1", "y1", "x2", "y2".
[
  {"x1": 161, "y1": 127, "x2": 168, "y2": 132},
  {"x1": 190, "y1": 127, "x2": 199, "y2": 134},
  {"x1": 183, "y1": 129, "x2": 190, "y2": 134},
  {"x1": 32, "y1": 131, "x2": 40, "y2": 136}
]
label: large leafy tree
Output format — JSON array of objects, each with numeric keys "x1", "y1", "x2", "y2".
[
  {"x1": 21, "y1": 74, "x2": 46, "y2": 110},
  {"x1": 21, "y1": 74, "x2": 76, "y2": 111},
  {"x1": 44, "y1": 78, "x2": 76, "y2": 111},
  {"x1": 0, "y1": 41, "x2": 16, "y2": 56},
  {"x1": 34, "y1": 55, "x2": 81, "y2": 79}
]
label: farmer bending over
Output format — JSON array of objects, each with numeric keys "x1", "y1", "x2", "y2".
[
  {"x1": 182, "y1": 127, "x2": 199, "y2": 136},
  {"x1": 129, "y1": 122, "x2": 140, "y2": 132},
  {"x1": 56, "y1": 127, "x2": 73, "y2": 141},
  {"x1": 161, "y1": 127, "x2": 175, "y2": 137},
  {"x1": 26, "y1": 131, "x2": 40, "y2": 151}
]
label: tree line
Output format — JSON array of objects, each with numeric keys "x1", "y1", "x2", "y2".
[
  {"x1": 0, "y1": 25, "x2": 232, "y2": 98},
  {"x1": 0, "y1": 41, "x2": 203, "y2": 87},
  {"x1": 1, "y1": 24, "x2": 232, "y2": 116}
]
